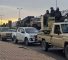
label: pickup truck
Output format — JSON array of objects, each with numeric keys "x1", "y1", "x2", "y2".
[
  {"x1": 12, "y1": 27, "x2": 39, "y2": 45},
  {"x1": 0, "y1": 27, "x2": 12, "y2": 41},
  {"x1": 8, "y1": 29, "x2": 16, "y2": 41},
  {"x1": 37, "y1": 22, "x2": 68, "y2": 59}
]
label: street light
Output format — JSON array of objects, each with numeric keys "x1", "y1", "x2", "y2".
[{"x1": 17, "y1": 8, "x2": 22, "y2": 20}]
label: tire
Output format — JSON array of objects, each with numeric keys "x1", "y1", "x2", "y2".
[
  {"x1": 24, "y1": 38, "x2": 29, "y2": 46},
  {"x1": 13, "y1": 36, "x2": 18, "y2": 44},
  {"x1": 65, "y1": 45, "x2": 68, "y2": 60},
  {"x1": 12, "y1": 38, "x2": 14, "y2": 41},
  {"x1": 41, "y1": 40, "x2": 49, "y2": 51},
  {"x1": 12, "y1": 36, "x2": 15, "y2": 41}
]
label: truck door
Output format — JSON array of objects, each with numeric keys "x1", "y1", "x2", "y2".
[
  {"x1": 52, "y1": 25, "x2": 63, "y2": 47},
  {"x1": 16, "y1": 28, "x2": 21, "y2": 40},
  {"x1": 20, "y1": 28, "x2": 25, "y2": 41}
]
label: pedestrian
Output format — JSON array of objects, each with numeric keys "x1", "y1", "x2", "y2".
[
  {"x1": 50, "y1": 7, "x2": 55, "y2": 17},
  {"x1": 43, "y1": 10, "x2": 50, "y2": 27},
  {"x1": 55, "y1": 7, "x2": 62, "y2": 22}
]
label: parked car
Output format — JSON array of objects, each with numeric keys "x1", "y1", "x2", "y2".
[
  {"x1": 8, "y1": 29, "x2": 16, "y2": 41},
  {"x1": 0, "y1": 27, "x2": 12, "y2": 41},
  {"x1": 12, "y1": 27, "x2": 39, "y2": 45}
]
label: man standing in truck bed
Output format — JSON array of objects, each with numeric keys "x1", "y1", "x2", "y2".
[
  {"x1": 55, "y1": 7, "x2": 62, "y2": 22},
  {"x1": 50, "y1": 7, "x2": 55, "y2": 17},
  {"x1": 43, "y1": 10, "x2": 50, "y2": 27}
]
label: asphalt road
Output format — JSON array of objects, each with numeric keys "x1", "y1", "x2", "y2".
[{"x1": 0, "y1": 40, "x2": 66, "y2": 60}]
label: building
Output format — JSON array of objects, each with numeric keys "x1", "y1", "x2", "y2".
[
  {"x1": 20, "y1": 16, "x2": 34, "y2": 27},
  {"x1": 16, "y1": 16, "x2": 42, "y2": 30},
  {"x1": 30, "y1": 17, "x2": 41, "y2": 30}
]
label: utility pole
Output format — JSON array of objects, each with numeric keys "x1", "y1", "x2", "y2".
[
  {"x1": 17, "y1": 8, "x2": 22, "y2": 21},
  {"x1": 17, "y1": 8, "x2": 22, "y2": 27},
  {"x1": 56, "y1": 0, "x2": 57, "y2": 9}
]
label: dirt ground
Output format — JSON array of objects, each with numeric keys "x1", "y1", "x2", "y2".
[{"x1": 0, "y1": 41, "x2": 65, "y2": 60}]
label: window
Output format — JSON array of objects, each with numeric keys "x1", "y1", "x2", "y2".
[
  {"x1": 54, "y1": 25, "x2": 61, "y2": 34},
  {"x1": 21, "y1": 29, "x2": 25, "y2": 33},
  {"x1": 61, "y1": 24, "x2": 68, "y2": 33},
  {"x1": 25, "y1": 28, "x2": 38, "y2": 33},
  {"x1": 17, "y1": 28, "x2": 20, "y2": 32}
]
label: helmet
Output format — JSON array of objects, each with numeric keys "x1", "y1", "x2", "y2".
[{"x1": 50, "y1": 7, "x2": 53, "y2": 9}]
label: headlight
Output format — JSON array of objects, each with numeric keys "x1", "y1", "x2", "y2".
[{"x1": 30, "y1": 38, "x2": 33, "y2": 41}]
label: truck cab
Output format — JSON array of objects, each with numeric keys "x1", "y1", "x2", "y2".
[
  {"x1": 38, "y1": 22, "x2": 68, "y2": 46},
  {"x1": 51, "y1": 22, "x2": 68, "y2": 47}
]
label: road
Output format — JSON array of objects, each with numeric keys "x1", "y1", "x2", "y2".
[{"x1": 0, "y1": 40, "x2": 66, "y2": 60}]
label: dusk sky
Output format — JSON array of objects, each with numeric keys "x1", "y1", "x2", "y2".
[{"x1": 0, "y1": 0, "x2": 67, "y2": 23}]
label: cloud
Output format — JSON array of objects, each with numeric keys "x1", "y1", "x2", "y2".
[
  {"x1": 0, "y1": 5, "x2": 45, "y2": 25},
  {"x1": 0, "y1": 5, "x2": 46, "y2": 18},
  {"x1": 0, "y1": 0, "x2": 67, "y2": 20}
]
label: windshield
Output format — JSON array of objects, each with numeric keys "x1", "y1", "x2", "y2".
[
  {"x1": 1, "y1": 28, "x2": 9, "y2": 32},
  {"x1": 8, "y1": 29, "x2": 16, "y2": 32},
  {"x1": 61, "y1": 24, "x2": 68, "y2": 33},
  {"x1": 25, "y1": 28, "x2": 38, "y2": 33}
]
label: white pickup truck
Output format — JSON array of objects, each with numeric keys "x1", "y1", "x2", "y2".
[
  {"x1": 12, "y1": 27, "x2": 39, "y2": 45},
  {"x1": 7, "y1": 29, "x2": 17, "y2": 41},
  {"x1": 0, "y1": 27, "x2": 12, "y2": 41}
]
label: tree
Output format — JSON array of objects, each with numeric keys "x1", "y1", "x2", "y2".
[
  {"x1": 8, "y1": 20, "x2": 12, "y2": 28},
  {"x1": 2, "y1": 23, "x2": 6, "y2": 27}
]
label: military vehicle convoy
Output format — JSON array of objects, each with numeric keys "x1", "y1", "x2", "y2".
[{"x1": 37, "y1": 15, "x2": 68, "y2": 59}]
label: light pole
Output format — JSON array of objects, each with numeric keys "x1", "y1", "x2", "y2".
[
  {"x1": 17, "y1": 8, "x2": 22, "y2": 20},
  {"x1": 56, "y1": 0, "x2": 57, "y2": 9}
]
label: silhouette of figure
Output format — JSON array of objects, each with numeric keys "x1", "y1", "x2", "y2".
[
  {"x1": 43, "y1": 10, "x2": 50, "y2": 27},
  {"x1": 50, "y1": 7, "x2": 55, "y2": 17},
  {"x1": 55, "y1": 7, "x2": 62, "y2": 22}
]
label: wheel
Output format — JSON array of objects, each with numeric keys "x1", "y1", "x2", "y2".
[
  {"x1": 41, "y1": 40, "x2": 49, "y2": 51},
  {"x1": 12, "y1": 38, "x2": 14, "y2": 41},
  {"x1": 13, "y1": 36, "x2": 18, "y2": 44},
  {"x1": 65, "y1": 45, "x2": 68, "y2": 60},
  {"x1": 12, "y1": 36, "x2": 15, "y2": 41},
  {"x1": 24, "y1": 38, "x2": 29, "y2": 46}
]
